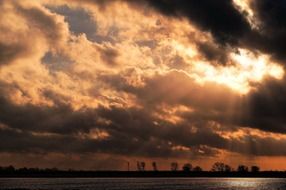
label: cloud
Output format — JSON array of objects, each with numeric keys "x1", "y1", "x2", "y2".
[
  {"x1": 196, "y1": 42, "x2": 230, "y2": 65},
  {"x1": 239, "y1": 77, "x2": 286, "y2": 134},
  {"x1": 128, "y1": 0, "x2": 286, "y2": 66},
  {"x1": 1, "y1": 0, "x2": 286, "y2": 170},
  {"x1": 0, "y1": 43, "x2": 27, "y2": 66},
  {"x1": 0, "y1": 1, "x2": 69, "y2": 66},
  {"x1": 1, "y1": 68, "x2": 286, "y2": 165},
  {"x1": 142, "y1": 0, "x2": 252, "y2": 45},
  {"x1": 49, "y1": 5, "x2": 98, "y2": 41},
  {"x1": 246, "y1": 0, "x2": 286, "y2": 63},
  {"x1": 46, "y1": 0, "x2": 286, "y2": 66}
]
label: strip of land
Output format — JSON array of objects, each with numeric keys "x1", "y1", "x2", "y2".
[{"x1": 1, "y1": 171, "x2": 286, "y2": 178}]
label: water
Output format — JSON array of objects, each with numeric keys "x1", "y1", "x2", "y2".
[{"x1": 0, "y1": 178, "x2": 285, "y2": 190}]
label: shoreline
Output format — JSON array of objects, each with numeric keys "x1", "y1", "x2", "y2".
[{"x1": 1, "y1": 171, "x2": 286, "y2": 178}]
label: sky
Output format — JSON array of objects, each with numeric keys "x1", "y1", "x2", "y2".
[{"x1": 1, "y1": 0, "x2": 286, "y2": 171}]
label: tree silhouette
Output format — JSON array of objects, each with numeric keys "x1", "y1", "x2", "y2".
[
  {"x1": 182, "y1": 163, "x2": 192, "y2": 172},
  {"x1": 5, "y1": 165, "x2": 15, "y2": 173},
  {"x1": 171, "y1": 162, "x2": 179, "y2": 171},
  {"x1": 237, "y1": 165, "x2": 248, "y2": 172},
  {"x1": 224, "y1": 165, "x2": 232, "y2": 172},
  {"x1": 141, "y1": 162, "x2": 146, "y2": 171},
  {"x1": 211, "y1": 162, "x2": 231, "y2": 172},
  {"x1": 193, "y1": 166, "x2": 203, "y2": 172},
  {"x1": 251, "y1": 166, "x2": 260, "y2": 173},
  {"x1": 137, "y1": 161, "x2": 146, "y2": 171},
  {"x1": 152, "y1": 162, "x2": 158, "y2": 171}
]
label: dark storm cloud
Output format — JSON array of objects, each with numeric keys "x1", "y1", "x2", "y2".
[
  {"x1": 228, "y1": 135, "x2": 286, "y2": 156},
  {"x1": 65, "y1": 0, "x2": 286, "y2": 65},
  {"x1": 96, "y1": 106, "x2": 225, "y2": 157},
  {"x1": 0, "y1": 82, "x2": 220, "y2": 157},
  {"x1": 0, "y1": 123, "x2": 219, "y2": 158},
  {"x1": 0, "y1": 90, "x2": 96, "y2": 134},
  {"x1": 196, "y1": 42, "x2": 230, "y2": 65},
  {"x1": 98, "y1": 71, "x2": 237, "y2": 148},
  {"x1": 0, "y1": 127, "x2": 75, "y2": 153},
  {"x1": 2, "y1": 71, "x2": 286, "y2": 157},
  {"x1": 97, "y1": 70, "x2": 286, "y2": 156},
  {"x1": 142, "y1": 0, "x2": 252, "y2": 45},
  {"x1": 62, "y1": 0, "x2": 251, "y2": 43},
  {"x1": 3, "y1": 0, "x2": 286, "y2": 160},
  {"x1": 238, "y1": 77, "x2": 286, "y2": 134},
  {"x1": 99, "y1": 70, "x2": 244, "y2": 133},
  {"x1": 141, "y1": 0, "x2": 286, "y2": 65},
  {"x1": 0, "y1": 78, "x2": 230, "y2": 158},
  {"x1": 133, "y1": 0, "x2": 286, "y2": 66},
  {"x1": 247, "y1": 0, "x2": 286, "y2": 63},
  {"x1": 0, "y1": 99, "x2": 220, "y2": 157}
]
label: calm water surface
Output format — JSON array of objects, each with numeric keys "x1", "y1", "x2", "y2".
[{"x1": 0, "y1": 178, "x2": 285, "y2": 190}]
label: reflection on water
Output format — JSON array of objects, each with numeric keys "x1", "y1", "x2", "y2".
[
  {"x1": 0, "y1": 178, "x2": 285, "y2": 190},
  {"x1": 224, "y1": 178, "x2": 277, "y2": 189}
]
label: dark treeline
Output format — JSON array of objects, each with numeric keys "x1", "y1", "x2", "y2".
[
  {"x1": 135, "y1": 161, "x2": 259, "y2": 173},
  {"x1": 0, "y1": 162, "x2": 286, "y2": 178}
]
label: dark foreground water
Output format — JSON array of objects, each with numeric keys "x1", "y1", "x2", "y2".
[{"x1": 0, "y1": 178, "x2": 286, "y2": 190}]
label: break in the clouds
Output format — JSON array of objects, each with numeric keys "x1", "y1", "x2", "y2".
[{"x1": 0, "y1": 0, "x2": 286, "y2": 170}]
